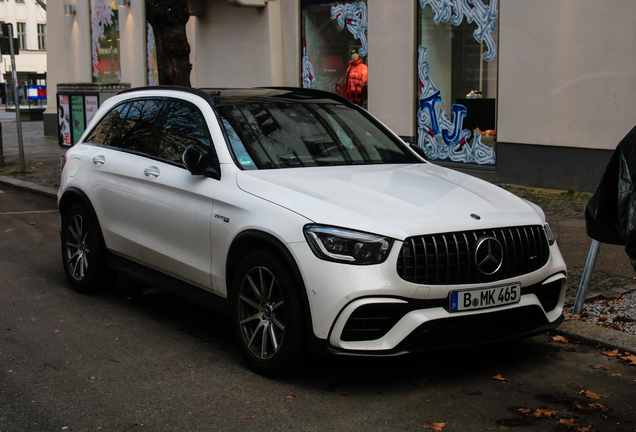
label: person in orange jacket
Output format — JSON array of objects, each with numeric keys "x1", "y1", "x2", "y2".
[{"x1": 344, "y1": 50, "x2": 367, "y2": 106}]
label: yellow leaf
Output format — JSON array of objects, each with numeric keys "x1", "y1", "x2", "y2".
[
  {"x1": 285, "y1": 395, "x2": 296, "y2": 399},
  {"x1": 492, "y1": 374, "x2": 509, "y2": 382},
  {"x1": 552, "y1": 335, "x2": 568, "y2": 343},
  {"x1": 579, "y1": 390, "x2": 604, "y2": 399},
  {"x1": 533, "y1": 405, "x2": 558, "y2": 418},
  {"x1": 588, "y1": 403, "x2": 608, "y2": 413},
  {"x1": 603, "y1": 348, "x2": 621, "y2": 357},
  {"x1": 517, "y1": 408, "x2": 532, "y2": 414},
  {"x1": 423, "y1": 423, "x2": 445, "y2": 431},
  {"x1": 556, "y1": 419, "x2": 579, "y2": 427},
  {"x1": 621, "y1": 354, "x2": 636, "y2": 365}
]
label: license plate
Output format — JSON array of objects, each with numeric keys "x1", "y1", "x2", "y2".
[{"x1": 449, "y1": 284, "x2": 521, "y2": 312}]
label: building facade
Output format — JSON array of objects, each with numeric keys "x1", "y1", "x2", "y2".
[
  {"x1": 0, "y1": 0, "x2": 47, "y2": 116},
  {"x1": 46, "y1": 0, "x2": 636, "y2": 191}
]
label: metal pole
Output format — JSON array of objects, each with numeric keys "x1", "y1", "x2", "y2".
[
  {"x1": 7, "y1": 24, "x2": 24, "y2": 173},
  {"x1": 572, "y1": 239, "x2": 602, "y2": 316},
  {"x1": 0, "y1": 122, "x2": 4, "y2": 164}
]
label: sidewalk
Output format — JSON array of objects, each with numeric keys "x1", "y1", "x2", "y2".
[{"x1": 0, "y1": 112, "x2": 634, "y2": 355}]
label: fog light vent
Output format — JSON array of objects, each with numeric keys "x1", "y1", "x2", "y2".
[{"x1": 341, "y1": 303, "x2": 409, "y2": 342}]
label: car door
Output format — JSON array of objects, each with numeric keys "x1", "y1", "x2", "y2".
[
  {"x1": 135, "y1": 98, "x2": 220, "y2": 290},
  {"x1": 80, "y1": 101, "x2": 146, "y2": 262}
]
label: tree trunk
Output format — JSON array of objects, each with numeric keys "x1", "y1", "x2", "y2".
[{"x1": 145, "y1": 0, "x2": 192, "y2": 87}]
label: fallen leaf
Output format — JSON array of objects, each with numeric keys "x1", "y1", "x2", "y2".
[
  {"x1": 572, "y1": 401, "x2": 588, "y2": 410},
  {"x1": 29, "y1": 222, "x2": 37, "y2": 225},
  {"x1": 608, "y1": 373, "x2": 623, "y2": 377},
  {"x1": 422, "y1": 423, "x2": 445, "y2": 430},
  {"x1": 492, "y1": 374, "x2": 509, "y2": 382},
  {"x1": 533, "y1": 405, "x2": 558, "y2": 418},
  {"x1": 552, "y1": 335, "x2": 568, "y2": 343},
  {"x1": 603, "y1": 349, "x2": 621, "y2": 357},
  {"x1": 413, "y1": 377, "x2": 429, "y2": 386},
  {"x1": 588, "y1": 403, "x2": 608, "y2": 413},
  {"x1": 579, "y1": 390, "x2": 604, "y2": 399},
  {"x1": 245, "y1": 416, "x2": 254, "y2": 419},
  {"x1": 556, "y1": 419, "x2": 579, "y2": 427},
  {"x1": 580, "y1": 425, "x2": 597, "y2": 432},
  {"x1": 563, "y1": 346, "x2": 576, "y2": 351},
  {"x1": 517, "y1": 408, "x2": 532, "y2": 414},
  {"x1": 598, "y1": 316, "x2": 608, "y2": 322},
  {"x1": 591, "y1": 365, "x2": 610, "y2": 370},
  {"x1": 622, "y1": 354, "x2": 636, "y2": 365},
  {"x1": 285, "y1": 395, "x2": 296, "y2": 399}
]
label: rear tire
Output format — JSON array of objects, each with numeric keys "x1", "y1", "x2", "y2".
[
  {"x1": 61, "y1": 204, "x2": 115, "y2": 294},
  {"x1": 230, "y1": 250, "x2": 305, "y2": 376}
]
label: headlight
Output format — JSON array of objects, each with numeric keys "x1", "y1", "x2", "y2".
[
  {"x1": 303, "y1": 225, "x2": 393, "y2": 265},
  {"x1": 544, "y1": 217, "x2": 555, "y2": 245}
]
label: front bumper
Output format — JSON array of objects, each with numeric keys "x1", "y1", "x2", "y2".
[{"x1": 289, "y1": 240, "x2": 567, "y2": 355}]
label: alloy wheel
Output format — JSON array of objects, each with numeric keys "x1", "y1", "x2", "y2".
[
  {"x1": 237, "y1": 266, "x2": 286, "y2": 359},
  {"x1": 65, "y1": 214, "x2": 90, "y2": 281}
]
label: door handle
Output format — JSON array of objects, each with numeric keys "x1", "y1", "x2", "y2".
[
  {"x1": 92, "y1": 155, "x2": 105, "y2": 165},
  {"x1": 144, "y1": 166, "x2": 160, "y2": 178}
]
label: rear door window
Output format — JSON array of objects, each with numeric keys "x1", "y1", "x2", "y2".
[
  {"x1": 119, "y1": 99, "x2": 166, "y2": 154},
  {"x1": 84, "y1": 102, "x2": 130, "y2": 147}
]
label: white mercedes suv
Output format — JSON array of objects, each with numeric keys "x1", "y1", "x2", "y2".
[{"x1": 58, "y1": 86, "x2": 567, "y2": 375}]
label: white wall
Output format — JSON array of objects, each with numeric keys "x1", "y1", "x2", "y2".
[
  {"x1": 367, "y1": 0, "x2": 417, "y2": 138},
  {"x1": 119, "y1": 1, "x2": 147, "y2": 88},
  {"x1": 193, "y1": 0, "x2": 292, "y2": 88},
  {"x1": 498, "y1": 0, "x2": 636, "y2": 150}
]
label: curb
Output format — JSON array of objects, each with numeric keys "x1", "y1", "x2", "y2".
[
  {"x1": 0, "y1": 175, "x2": 58, "y2": 199},
  {"x1": 555, "y1": 319, "x2": 636, "y2": 354}
]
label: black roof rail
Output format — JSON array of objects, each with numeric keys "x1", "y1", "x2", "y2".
[
  {"x1": 117, "y1": 85, "x2": 216, "y2": 105},
  {"x1": 259, "y1": 86, "x2": 358, "y2": 108}
]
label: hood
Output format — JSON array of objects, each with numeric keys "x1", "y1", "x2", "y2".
[{"x1": 236, "y1": 163, "x2": 543, "y2": 240}]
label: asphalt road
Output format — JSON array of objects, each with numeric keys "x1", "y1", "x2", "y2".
[{"x1": 1, "y1": 185, "x2": 636, "y2": 432}]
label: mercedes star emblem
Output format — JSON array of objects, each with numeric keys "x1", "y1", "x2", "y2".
[{"x1": 474, "y1": 237, "x2": 504, "y2": 275}]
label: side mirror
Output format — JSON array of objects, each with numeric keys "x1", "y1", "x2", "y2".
[
  {"x1": 407, "y1": 142, "x2": 428, "y2": 161},
  {"x1": 183, "y1": 145, "x2": 206, "y2": 175}
]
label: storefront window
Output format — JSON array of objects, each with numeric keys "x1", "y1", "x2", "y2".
[
  {"x1": 90, "y1": 0, "x2": 121, "y2": 83},
  {"x1": 417, "y1": 0, "x2": 498, "y2": 167},
  {"x1": 301, "y1": 1, "x2": 368, "y2": 109},
  {"x1": 4, "y1": 75, "x2": 47, "y2": 110}
]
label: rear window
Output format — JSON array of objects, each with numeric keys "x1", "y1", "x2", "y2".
[{"x1": 217, "y1": 102, "x2": 417, "y2": 169}]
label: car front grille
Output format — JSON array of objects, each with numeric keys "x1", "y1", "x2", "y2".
[{"x1": 397, "y1": 225, "x2": 550, "y2": 285}]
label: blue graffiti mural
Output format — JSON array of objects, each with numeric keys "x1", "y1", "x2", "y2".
[
  {"x1": 419, "y1": 0, "x2": 498, "y2": 62},
  {"x1": 331, "y1": 2, "x2": 368, "y2": 57},
  {"x1": 417, "y1": 46, "x2": 495, "y2": 165},
  {"x1": 302, "y1": 54, "x2": 316, "y2": 89}
]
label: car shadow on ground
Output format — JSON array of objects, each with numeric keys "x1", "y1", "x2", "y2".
[{"x1": 96, "y1": 274, "x2": 562, "y2": 386}]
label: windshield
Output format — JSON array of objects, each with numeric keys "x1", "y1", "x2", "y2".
[{"x1": 217, "y1": 102, "x2": 418, "y2": 170}]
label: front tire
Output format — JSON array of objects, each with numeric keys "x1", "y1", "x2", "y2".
[
  {"x1": 231, "y1": 250, "x2": 305, "y2": 376},
  {"x1": 61, "y1": 203, "x2": 114, "y2": 294}
]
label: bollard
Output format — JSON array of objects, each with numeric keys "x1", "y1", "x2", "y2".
[
  {"x1": 0, "y1": 122, "x2": 3, "y2": 164},
  {"x1": 572, "y1": 239, "x2": 602, "y2": 316}
]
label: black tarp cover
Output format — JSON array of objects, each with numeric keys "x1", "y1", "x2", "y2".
[{"x1": 585, "y1": 125, "x2": 636, "y2": 272}]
